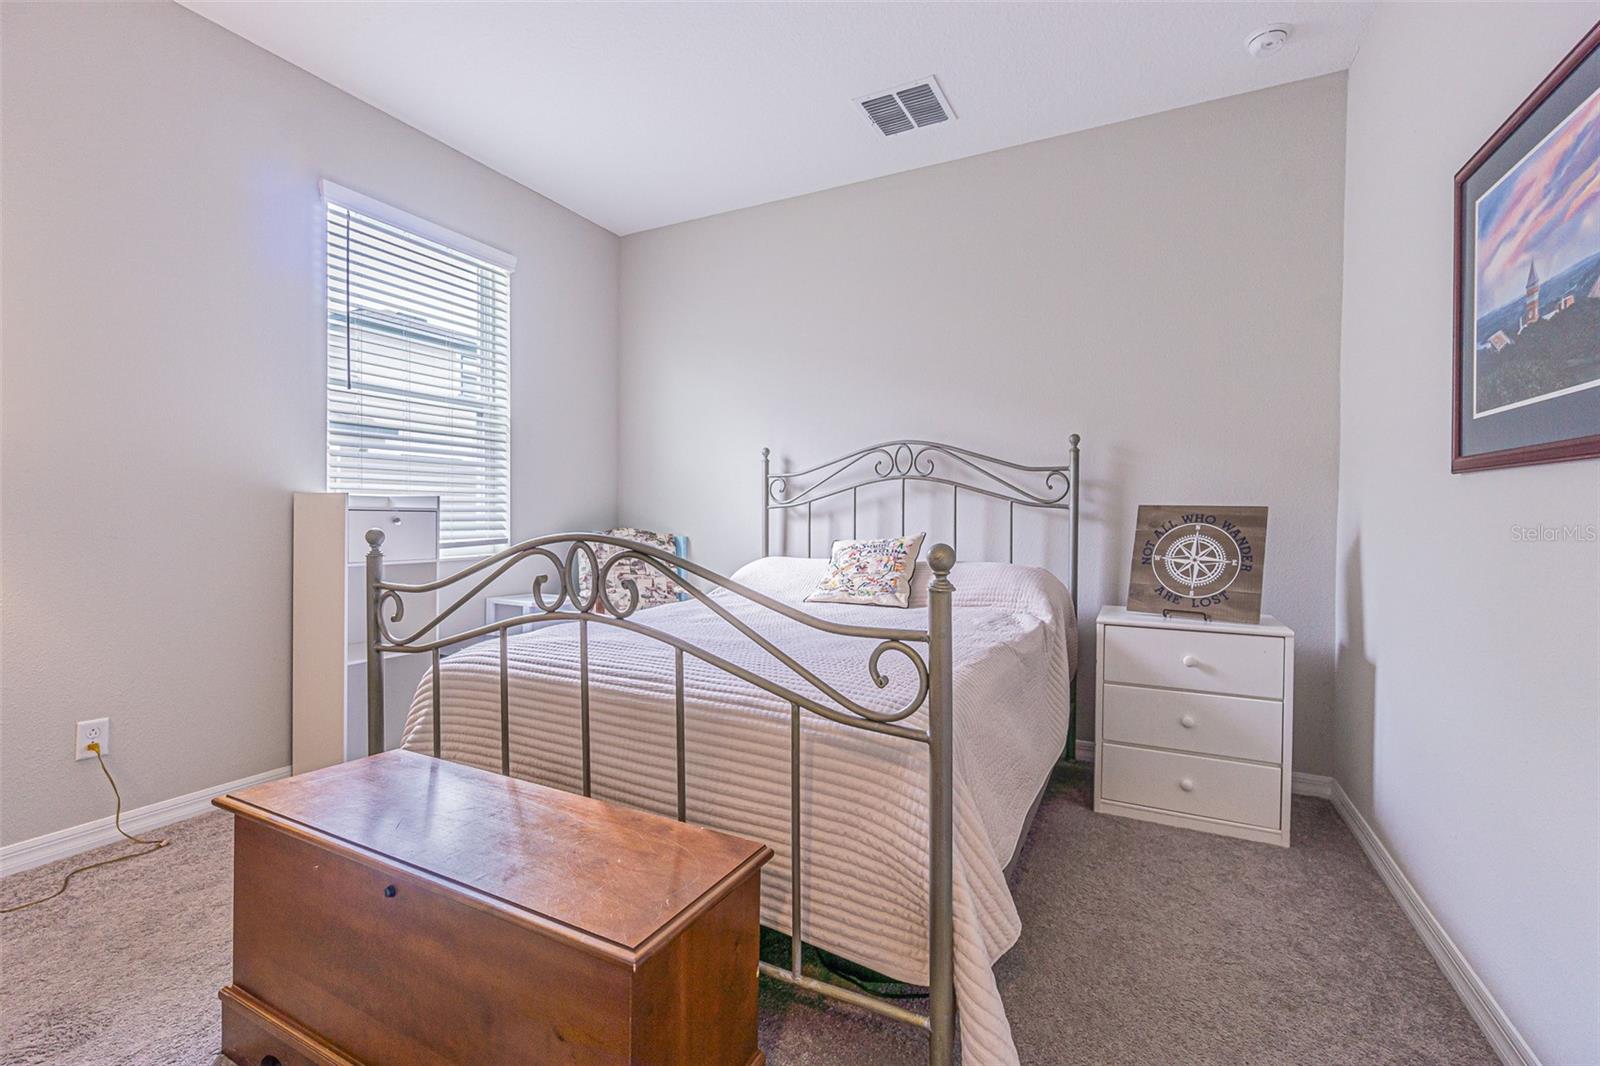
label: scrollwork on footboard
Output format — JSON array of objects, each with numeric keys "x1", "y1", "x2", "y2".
[{"x1": 367, "y1": 531, "x2": 935, "y2": 737}]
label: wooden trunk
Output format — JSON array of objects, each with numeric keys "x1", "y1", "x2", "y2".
[{"x1": 216, "y1": 750, "x2": 771, "y2": 1066}]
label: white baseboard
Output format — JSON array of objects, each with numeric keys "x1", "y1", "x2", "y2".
[
  {"x1": 1291, "y1": 771, "x2": 1332, "y2": 798},
  {"x1": 1329, "y1": 781, "x2": 1538, "y2": 1066},
  {"x1": 0, "y1": 765, "x2": 290, "y2": 878}
]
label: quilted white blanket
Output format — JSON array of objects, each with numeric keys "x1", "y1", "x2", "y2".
[{"x1": 401, "y1": 557, "x2": 1076, "y2": 1065}]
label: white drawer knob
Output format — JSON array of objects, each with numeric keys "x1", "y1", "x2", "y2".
[
  {"x1": 1180, "y1": 714, "x2": 1197, "y2": 729},
  {"x1": 1179, "y1": 778, "x2": 1195, "y2": 792},
  {"x1": 1181, "y1": 654, "x2": 1200, "y2": 668}
]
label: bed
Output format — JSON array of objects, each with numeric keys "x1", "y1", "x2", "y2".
[{"x1": 365, "y1": 438, "x2": 1082, "y2": 1066}]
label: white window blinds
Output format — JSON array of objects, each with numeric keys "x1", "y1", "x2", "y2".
[{"x1": 325, "y1": 187, "x2": 513, "y2": 558}]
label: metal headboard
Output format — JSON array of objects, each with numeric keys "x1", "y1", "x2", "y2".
[
  {"x1": 763, "y1": 435, "x2": 1083, "y2": 763},
  {"x1": 762, "y1": 435, "x2": 1082, "y2": 616}
]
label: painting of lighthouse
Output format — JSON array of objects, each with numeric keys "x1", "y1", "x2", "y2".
[
  {"x1": 1472, "y1": 84, "x2": 1600, "y2": 416},
  {"x1": 1455, "y1": 23, "x2": 1600, "y2": 471}
]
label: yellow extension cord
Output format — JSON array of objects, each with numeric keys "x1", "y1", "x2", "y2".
[{"x1": 0, "y1": 742, "x2": 170, "y2": 915}]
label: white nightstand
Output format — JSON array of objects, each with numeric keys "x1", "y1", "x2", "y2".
[{"x1": 1094, "y1": 606, "x2": 1294, "y2": 847}]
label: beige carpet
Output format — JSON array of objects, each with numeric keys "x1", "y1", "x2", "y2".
[{"x1": 0, "y1": 765, "x2": 1495, "y2": 1065}]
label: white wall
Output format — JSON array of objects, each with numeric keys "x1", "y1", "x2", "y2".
[
  {"x1": 0, "y1": 1, "x2": 619, "y2": 846},
  {"x1": 618, "y1": 74, "x2": 1348, "y2": 772},
  {"x1": 1336, "y1": 5, "x2": 1599, "y2": 1063},
  {"x1": 5, "y1": 3, "x2": 1591, "y2": 1053}
]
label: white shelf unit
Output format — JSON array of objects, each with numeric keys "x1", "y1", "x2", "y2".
[
  {"x1": 485, "y1": 593, "x2": 574, "y2": 637},
  {"x1": 292, "y1": 493, "x2": 439, "y2": 775},
  {"x1": 1093, "y1": 606, "x2": 1295, "y2": 847}
]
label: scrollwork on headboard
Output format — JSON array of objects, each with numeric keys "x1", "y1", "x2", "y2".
[{"x1": 760, "y1": 435, "x2": 1082, "y2": 606}]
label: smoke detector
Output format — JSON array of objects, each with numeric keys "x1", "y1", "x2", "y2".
[
  {"x1": 1246, "y1": 24, "x2": 1291, "y2": 58},
  {"x1": 855, "y1": 77, "x2": 956, "y2": 137}
]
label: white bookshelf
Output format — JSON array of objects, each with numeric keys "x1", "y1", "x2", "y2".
[{"x1": 292, "y1": 493, "x2": 439, "y2": 775}]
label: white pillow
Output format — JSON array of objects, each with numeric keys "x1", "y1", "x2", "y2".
[{"x1": 804, "y1": 533, "x2": 927, "y2": 608}]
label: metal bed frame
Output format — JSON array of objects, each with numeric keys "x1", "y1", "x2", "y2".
[{"x1": 363, "y1": 436, "x2": 1081, "y2": 1066}]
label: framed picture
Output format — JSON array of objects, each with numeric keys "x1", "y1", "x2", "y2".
[
  {"x1": 1127, "y1": 505, "x2": 1268, "y2": 626},
  {"x1": 1454, "y1": 22, "x2": 1600, "y2": 472}
]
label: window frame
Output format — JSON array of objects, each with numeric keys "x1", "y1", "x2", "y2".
[{"x1": 321, "y1": 180, "x2": 517, "y2": 560}]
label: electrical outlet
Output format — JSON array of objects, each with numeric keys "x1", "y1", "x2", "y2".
[{"x1": 75, "y1": 718, "x2": 110, "y2": 761}]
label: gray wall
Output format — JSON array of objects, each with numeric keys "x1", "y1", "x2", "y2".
[
  {"x1": 1336, "y1": 5, "x2": 1599, "y2": 1063},
  {"x1": 0, "y1": 2, "x2": 619, "y2": 846},
  {"x1": 618, "y1": 74, "x2": 1348, "y2": 772}
]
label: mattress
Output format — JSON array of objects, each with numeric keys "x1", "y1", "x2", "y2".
[{"x1": 401, "y1": 555, "x2": 1076, "y2": 1065}]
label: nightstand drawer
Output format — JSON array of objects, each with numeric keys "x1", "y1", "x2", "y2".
[
  {"x1": 1103, "y1": 624, "x2": 1283, "y2": 699},
  {"x1": 1102, "y1": 684, "x2": 1283, "y2": 764},
  {"x1": 1100, "y1": 744, "x2": 1281, "y2": 829}
]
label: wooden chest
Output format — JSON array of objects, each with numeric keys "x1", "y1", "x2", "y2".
[{"x1": 215, "y1": 750, "x2": 772, "y2": 1066}]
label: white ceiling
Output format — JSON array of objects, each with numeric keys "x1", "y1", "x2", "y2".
[{"x1": 181, "y1": 1, "x2": 1374, "y2": 236}]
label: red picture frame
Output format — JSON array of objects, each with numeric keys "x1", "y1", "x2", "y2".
[{"x1": 1453, "y1": 22, "x2": 1600, "y2": 473}]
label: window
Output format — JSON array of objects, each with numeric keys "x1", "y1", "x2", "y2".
[{"x1": 324, "y1": 182, "x2": 514, "y2": 558}]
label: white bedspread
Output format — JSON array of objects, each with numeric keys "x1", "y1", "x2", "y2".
[{"x1": 401, "y1": 557, "x2": 1076, "y2": 1065}]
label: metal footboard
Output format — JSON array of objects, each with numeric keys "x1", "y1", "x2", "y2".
[{"x1": 366, "y1": 532, "x2": 960, "y2": 1064}]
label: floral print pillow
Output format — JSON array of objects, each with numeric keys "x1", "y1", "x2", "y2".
[
  {"x1": 577, "y1": 527, "x2": 686, "y2": 611},
  {"x1": 805, "y1": 533, "x2": 927, "y2": 608}
]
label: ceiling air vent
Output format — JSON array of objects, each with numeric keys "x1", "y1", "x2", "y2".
[{"x1": 855, "y1": 77, "x2": 955, "y2": 137}]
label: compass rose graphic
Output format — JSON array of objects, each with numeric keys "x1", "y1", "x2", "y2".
[{"x1": 1153, "y1": 523, "x2": 1242, "y2": 598}]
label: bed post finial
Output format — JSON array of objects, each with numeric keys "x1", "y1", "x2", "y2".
[
  {"x1": 925, "y1": 541, "x2": 955, "y2": 1066},
  {"x1": 761, "y1": 448, "x2": 771, "y2": 558},
  {"x1": 365, "y1": 529, "x2": 386, "y2": 757}
]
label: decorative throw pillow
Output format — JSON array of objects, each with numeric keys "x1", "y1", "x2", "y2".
[
  {"x1": 577, "y1": 528, "x2": 687, "y2": 611},
  {"x1": 805, "y1": 534, "x2": 927, "y2": 608}
]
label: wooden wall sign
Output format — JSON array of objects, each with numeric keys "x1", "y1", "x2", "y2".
[{"x1": 1127, "y1": 505, "x2": 1268, "y2": 625}]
